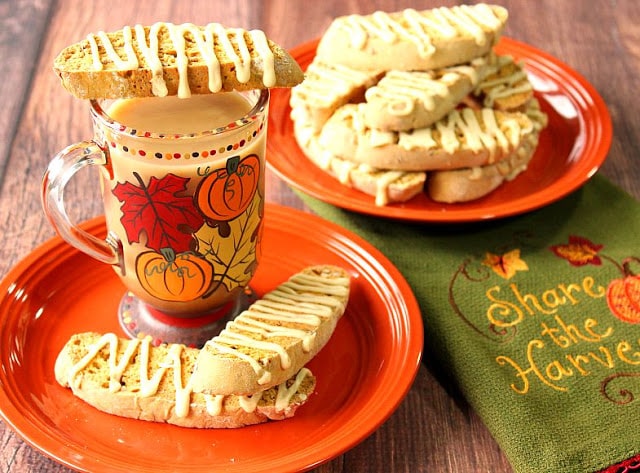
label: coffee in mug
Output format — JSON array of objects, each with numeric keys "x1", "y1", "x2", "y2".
[{"x1": 42, "y1": 89, "x2": 269, "y2": 346}]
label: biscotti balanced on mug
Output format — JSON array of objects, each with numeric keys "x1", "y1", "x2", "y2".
[
  {"x1": 289, "y1": 4, "x2": 549, "y2": 205},
  {"x1": 55, "y1": 332, "x2": 316, "y2": 429},
  {"x1": 54, "y1": 22, "x2": 305, "y2": 99}
]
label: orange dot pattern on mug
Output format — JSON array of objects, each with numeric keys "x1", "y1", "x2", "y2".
[{"x1": 106, "y1": 117, "x2": 264, "y2": 161}]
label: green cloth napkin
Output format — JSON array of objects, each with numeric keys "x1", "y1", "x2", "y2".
[{"x1": 296, "y1": 174, "x2": 640, "y2": 473}]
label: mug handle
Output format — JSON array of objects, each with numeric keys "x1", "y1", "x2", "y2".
[{"x1": 41, "y1": 141, "x2": 122, "y2": 267}]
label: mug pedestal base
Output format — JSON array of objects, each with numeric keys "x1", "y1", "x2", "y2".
[{"x1": 117, "y1": 289, "x2": 256, "y2": 347}]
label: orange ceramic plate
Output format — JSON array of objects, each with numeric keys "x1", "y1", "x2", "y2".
[
  {"x1": 0, "y1": 204, "x2": 423, "y2": 473},
  {"x1": 267, "y1": 37, "x2": 613, "y2": 222}
]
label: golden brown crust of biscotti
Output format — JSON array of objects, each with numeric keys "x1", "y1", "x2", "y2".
[
  {"x1": 318, "y1": 103, "x2": 536, "y2": 172},
  {"x1": 361, "y1": 55, "x2": 494, "y2": 131},
  {"x1": 293, "y1": 119, "x2": 426, "y2": 206},
  {"x1": 426, "y1": 131, "x2": 537, "y2": 203},
  {"x1": 289, "y1": 58, "x2": 384, "y2": 133},
  {"x1": 473, "y1": 54, "x2": 534, "y2": 111},
  {"x1": 55, "y1": 332, "x2": 316, "y2": 428},
  {"x1": 192, "y1": 265, "x2": 350, "y2": 395},
  {"x1": 426, "y1": 132, "x2": 535, "y2": 203},
  {"x1": 315, "y1": 4, "x2": 508, "y2": 72},
  {"x1": 426, "y1": 99, "x2": 547, "y2": 203},
  {"x1": 54, "y1": 23, "x2": 304, "y2": 99}
]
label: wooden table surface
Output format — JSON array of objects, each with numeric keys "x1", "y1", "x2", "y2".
[{"x1": 1, "y1": 1, "x2": 638, "y2": 472}]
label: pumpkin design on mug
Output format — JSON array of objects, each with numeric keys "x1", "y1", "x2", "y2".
[
  {"x1": 195, "y1": 154, "x2": 260, "y2": 222},
  {"x1": 113, "y1": 153, "x2": 262, "y2": 304},
  {"x1": 136, "y1": 248, "x2": 214, "y2": 302}
]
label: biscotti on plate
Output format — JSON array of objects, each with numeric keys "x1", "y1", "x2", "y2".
[
  {"x1": 294, "y1": 118, "x2": 426, "y2": 206},
  {"x1": 317, "y1": 103, "x2": 537, "y2": 172},
  {"x1": 473, "y1": 54, "x2": 534, "y2": 111},
  {"x1": 289, "y1": 59, "x2": 384, "y2": 133},
  {"x1": 360, "y1": 55, "x2": 495, "y2": 132},
  {"x1": 54, "y1": 22, "x2": 304, "y2": 99},
  {"x1": 289, "y1": 4, "x2": 548, "y2": 205},
  {"x1": 55, "y1": 332, "x2": 316, "y2": 429},
  {"x1": 427, "y1": 98, "x2": 547, "y2": 203},
  {"x1": 315, "y1": 4, "x2": 508, "y2": 71},
  {"x1": 191, "y1": 265, "x2": 351, "y2": 395},
  {"x1": 55, "y1": 265, "x2": 351, "y2": 428}
]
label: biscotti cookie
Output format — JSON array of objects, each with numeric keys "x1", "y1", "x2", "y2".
[
  {"x1": 55, "y1": 332, "x2": 315, "y2": 429},
  {"x1": 473, "y1": 54, "x2": 534, "y2": 111},
  {"x1": 290, "y1": 58, "x2": 384, "y2": 132},
  {"x1": 427, "y1": 141, "x2": 533, "y2": 203},
  {"x1": 294, "y1": 120, "x2": 426, "y2": 206},
  {"x1": 361, "y1": 55, "x2": 493, "y2": 131},
  {"x1": 315, "y1": 4, "x2": 508, "y2": 72},
  {"x1": 192, "y1": 265, "x2": 350, "y2": 395},
  {"x1": 54, "y1": 22, "x2": 304, "y2": 99},
  {"x1": 427, "y1": 99, "x2": 547, "y2": 202},
  {"x1": 427, "y1": 125, "x2": 537, "y2": 203},
  {"x1": 318, "y1": 103, "x2": 537, "y2": 172}
]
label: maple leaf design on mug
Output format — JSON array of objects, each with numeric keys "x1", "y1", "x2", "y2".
[{"x1": 112, "y1": 172, "x2": 203, "y2": 253}]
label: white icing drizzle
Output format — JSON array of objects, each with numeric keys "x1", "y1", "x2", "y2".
[
  {"x1": 398, "y1": 128, "x2": 437, "y2": 150},
  {"x1": 317, "y1": 148, "x2": 333, "y2": 170},
  {"x1": 292, "y1": 112, "x2": 425, "y2": 209},
  {"x1": 275, "y1": 368, "x2": 311, "y2": 411},
  {"x1": 366, "y1": 70, "x2": 450, "y2": 115},
  {"x1": 86, "y1": 22, "x2": 277, "y2": 97},
  {"x1": 167, "y1": 25, "x2": 191, "y2": 98},
  {"x1": 375, "y1": 171, "x2": 405, "y2": 206},
  {"x1": 66, "y1": 334, "x2": 313, "y2": 419},
  {"x1": 363, "y1": 105, "x2": 528, "y2": 160},
  {"x1": 162, "y1": 344, "x2": 192, "y2": 418},
  {"x1": 204, "y1": 394, "x2": 225, "y2": 416},
  {"x1": 469, "y1": 166, "x2": 483, "y2": 180},
  {"x1": 86, "y1": 34, "x2": 103, "y2": 71},
  {"x1": 134, "y1": 24, "x2": 167, "y2": 96},
  {"x1": 249, "y1": 29, "x2": 276, "y2": 87},
  {"x1": 439, "y1": 5, "x2": 486, "y2": 46},
  {"x1": 291, "y1": 60, "x2": 380, "y2": 109},
  {"x1": 335, "y1": 159, "x2": 357, "y2": 184},
  {"x1": 220, "y1": 27, "x2": 251, "y2": 84},
  {"x1": 402, "y1": 9, "x2": 441, "y2": 56},
  {"x1": 217, "y1": 330, "x2": 293, "y2": 369},
  {"x1": 333, "y1": 4, "x2": 504, "y2": 57},
  {"x1": 477, "y1": 56, "x2": 533, "y2": 107},
  {"x1": 205, "y1": 271, "x2": 349, "y2": 385},
  {"x1": 365, "y1": 56, "x2": 488, "y2": 117},
  {"x1": 89, "y1": 27, "x2": 139, "y2": 71},
  {"x1": 369, "y1": 128, "x2": 396, "y2": 147},
  {"x1": 238, "y1": 392, "x2": 262, "y2": 413},
  {"x1": 67, "y1": 333, "x2": 137, "y2": 392},
  {"x1": 200, "y1": 24, "x2": 223, "y2": 93}
]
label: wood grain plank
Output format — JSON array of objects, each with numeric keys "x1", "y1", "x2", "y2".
[{"x1": 0, "y1": 0, "x2": 53, "y2": 183}]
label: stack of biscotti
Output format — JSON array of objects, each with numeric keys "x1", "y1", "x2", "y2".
[
  {"x1": 290, "y1": 4, "x2": 548, "y2": 205},
  {"x1": 55, "y1": 265, "x2": 351, "y2": 428}
]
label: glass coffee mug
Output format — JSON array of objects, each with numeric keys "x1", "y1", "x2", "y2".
[{"x1": 42, "y1": 89, "x2": 269, "y2": 346}]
